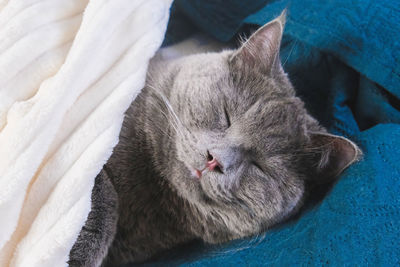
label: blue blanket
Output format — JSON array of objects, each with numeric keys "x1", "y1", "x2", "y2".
[{"x1": 144, "y1": 1, "x2": 400, "y2": 265}]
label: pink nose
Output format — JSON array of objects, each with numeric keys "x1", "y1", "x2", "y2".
[
  {"x1": 206, "y1": 154, "x2": 221, "y2": 171},
  {"x1": 194, "y1": 152, "x2": 223, "y2": 179}
]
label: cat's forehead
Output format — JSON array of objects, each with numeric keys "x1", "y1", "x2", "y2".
[
  {"x1": 174, "y1": 52, "x2": 231, "y2": 84},
  {"x1": 172, "y1": 50, "x2": 292, "y2": 100}
]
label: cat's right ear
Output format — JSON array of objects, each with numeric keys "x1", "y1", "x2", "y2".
[
  {"x1": 230, "y1": 10, "x2": 286, "y2": 73},
  {"x1": 307, "y1": 132, "x2": 362, "y2": 184}
]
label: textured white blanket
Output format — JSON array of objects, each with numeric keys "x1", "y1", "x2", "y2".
[{"x1": 0, "y1": 0, "x2": 172, "y2": 266}]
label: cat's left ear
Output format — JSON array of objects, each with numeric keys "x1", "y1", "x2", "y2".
[
  {"x1": 308, "y1": 132, "x2": 362, "y2": 183},
  {"x1": 230, "y1": 9, "x2": 286, "y2": 73}
]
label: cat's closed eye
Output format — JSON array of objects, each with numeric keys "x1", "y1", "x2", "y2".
[
  {"x1": 251, "y1": 161, "x2": 265, "y2": 173},
  {"x1": 223, "y1": 106, "x2": 231, "y2": 128}
]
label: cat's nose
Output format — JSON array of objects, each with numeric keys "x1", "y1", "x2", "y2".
[
  {"x1": 206, "y1": 152, "x2": 222, "y2": 172},
  {"x1": 206, "y1": 148, "x2": 242, "y2": 173}
]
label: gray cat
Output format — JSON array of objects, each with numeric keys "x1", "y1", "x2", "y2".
[{"x1": 68, "y1": 12, "x2": 361, "y2": 267}]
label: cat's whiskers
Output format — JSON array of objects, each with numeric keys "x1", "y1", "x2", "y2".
[
  {"x1": 282, "y1": 39, "x2": 298, "y2": 68},
  {"x1": 136, "y1": 92, "x2": 178, "y2": 142},
  {"x1": 143, "y1": 86, "x2": 182, "y2": 138},
  {"x1": 155, "y1": 107, "x2": 181, "y2": 139},
  {"x1": 147, "y1": 84, "x2": 191, "y2": 141}
]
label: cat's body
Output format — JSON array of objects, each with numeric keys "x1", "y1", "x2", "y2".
[{"x1": 68, "y1": 12, "x2": 360, "y2": 267}]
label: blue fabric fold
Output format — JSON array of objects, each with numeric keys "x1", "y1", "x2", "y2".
[{"x1": 145, "y1": 0, "x2": 400, "y2": 265}]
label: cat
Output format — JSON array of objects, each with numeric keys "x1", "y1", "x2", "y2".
[{"x1": 68, "y1": 11, "x2": 361, "y2": 267}]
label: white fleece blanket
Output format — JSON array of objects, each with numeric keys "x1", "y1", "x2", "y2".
[{"x1": 0, "y1": 0, "x2": 172, "y2": 266}]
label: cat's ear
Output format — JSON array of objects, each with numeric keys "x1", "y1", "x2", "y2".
[
  {"x1": 230, "y1": 9, "x2": 286, "y2": 73},
  {"x1": 308, "y1": 132, "x2": 362, "y2": 183}
]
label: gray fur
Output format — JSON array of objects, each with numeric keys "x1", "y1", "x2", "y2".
[{"x1": 69, "y1": 12, "x2": 361, "y2": 266}]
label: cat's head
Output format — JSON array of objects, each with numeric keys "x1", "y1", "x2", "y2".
[{"x1": 153, "y1": 11, "x2": 361, "y2": 243}]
